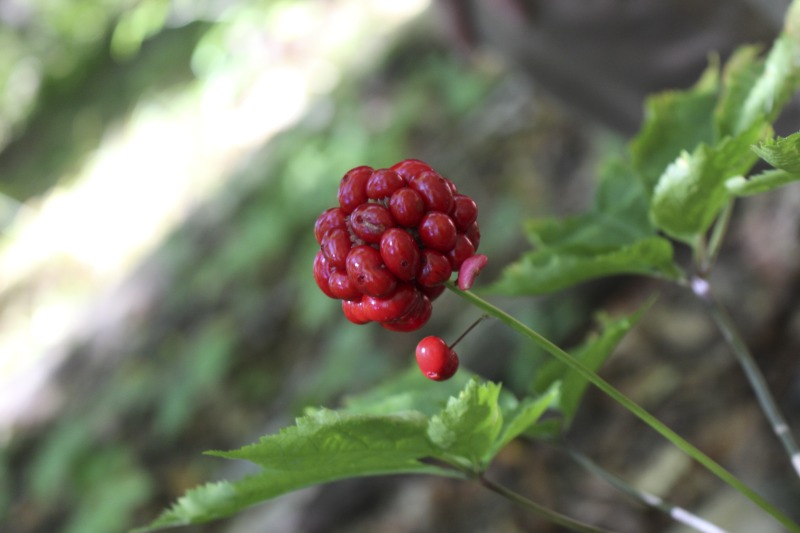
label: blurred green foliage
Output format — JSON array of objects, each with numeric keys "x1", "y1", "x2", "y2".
[{"x1": 2, "y1": 2, "x2": 567, "y2": 532}]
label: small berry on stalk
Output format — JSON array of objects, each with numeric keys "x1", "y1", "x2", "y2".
[{"x1": 415, "y1": 336, "x2": 459, "y2": 381}]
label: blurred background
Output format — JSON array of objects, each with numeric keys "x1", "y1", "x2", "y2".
[{"x1": 1, "y1": 0, "x2": 799, "y2": 532}]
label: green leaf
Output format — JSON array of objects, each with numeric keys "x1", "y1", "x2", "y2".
[
  {"x1": 735, "y1": 33, "x2": 800, "y2": 135},
  {"x1": 726, "y1": 169, "x2": 800, "y2": 196},
  {"x1": 630, "y1": 64, "x2": 719, "y2": 194},
  {"x1": 752, "y1": 132, "x2": 800, "y2": 173},
  {"x1": 487, "y1": 158, "x2": 683, "y2": 295},
  {"x1": 558, "y1": 307, "x2": 648, "y2": 423},
  {"x1": 427, "y1": 380, "x2": 504, "y2": 468},
  {"x1": 490, "y1": 236, "x2": 680, "y2": 295},
  {"x1": 139, "y1": 410, "x2": 445, "y2": 530},
  {"x1": 715, "y1": 45, "x2": 764, "y2": 137},
  {"x1": 488, "y1": 384, "x2": 560, "y2": 457},
  {"x1": 340, "y1": 366, "x2": 479, "y2": 418},
  {"x1": 533, "y1": 305, "x2": 650, "y2": 428},
  {"x1": 650, "y1": 122, "x2": 767, "y2": 244}
]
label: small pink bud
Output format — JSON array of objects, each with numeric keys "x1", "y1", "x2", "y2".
[{"x1": 457, "y1": 254, "x2": 488, "y2": 290}]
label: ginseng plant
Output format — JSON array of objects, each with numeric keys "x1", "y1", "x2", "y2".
[{"x1": 138, "y1": 2, "x2": 800, "y2": 531}]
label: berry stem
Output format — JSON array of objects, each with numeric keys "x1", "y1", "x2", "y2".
[
  {"x1": 563, "y1": 443, "x2": 728, "y2": 533},
  {"x1": 445, "y1": 281, "x2": 800, "y2": 532},
  {"x1": 478, "y1": 475, "x2": 615, "y2": 533},
  {"x1": 448, "y1": 314, "x2": 490, "y2": 349},
  {"x1": 691, "y1": 274, "x2": 800, "y2": 480}
]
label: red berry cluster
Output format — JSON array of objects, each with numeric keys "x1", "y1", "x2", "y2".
[{"x1": 313, "y1": 159, "x2": 481, "y2": 332}]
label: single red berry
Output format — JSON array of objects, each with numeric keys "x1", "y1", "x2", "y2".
[
  {"x1": 362, "y1": 283, "x2": 420, "y2": 323},
  {"x1": 320, "y1": 227, "x2": 352, "y2": 269},
  {"x1": 447, "y1": 233, "x2": 476, "y2": 270},
  {"x1": 345, "y1": 245, "x2": 397, "y2": 298},
  {"x1": 451, "y1": 194, "x2": 478, "y2": 232},
  {"x1": 349, "y1": 203, "x2": 396, "y2": 244},
  {"x1": 314, "y1": 207, "x2": 347, "y2": 244},
  {"x1": 418, "y1": 212, "x2": 458, "y2": 252},
  {"x1": 366, "y1": 168, "x2": 406, "y2": 199},
  {"x1": 465, "y1": 221, "x2": 481, "y2": 251},
  {"x1": 313, "y1": 251, "x2": 337, "y2": 299},
  {"x1": 381, "y1": 295, "x2": 432, "y2": 332},
  {"x1": 417, "y1": 249, "x2": 452, "y2": 287},
  {"x1": 338, "y1": 166, "x2": 372, "y2": 214},
  {"x1": 342, "y1": 297, "x2": 370, "y2": 324},
  {"x1": 389, "y1": 187, "x2": 426, "y2": 227},
  {"x1": 380, "y1": 228, "x2": 420, "y2": 282},
  {"x1": 443, "y1": 177, "x2": 458, "y2": 196},
  {"x1": 328, "y1": 269, "x2": 362, "y2": 300},
  {"x1": 415, "y1": 336, "x2": 459, "y2": 381},
  {"x1": 409, "y1": 170, "x2": 455, "y2": 214},
  {"x1": 391, "y1": 159, "x2": 433, "y2": 181}
]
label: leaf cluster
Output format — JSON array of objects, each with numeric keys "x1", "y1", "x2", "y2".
[{"x1": 491, "y1": 16, "x2": 800, "y2": 295}]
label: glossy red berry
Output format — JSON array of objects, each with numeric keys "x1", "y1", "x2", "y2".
[
  {"x1": 349, "y1": 203, "x2": 395, "y2": 244},
  {"x1": 320, "y1": 227, "x2": 352, "y2": 269},
  {"x1": 420, "y1": 284, "x2": 446, "y2": 301},
  {"x1": 314, "y1": 207, "x2": 347, "y2": 244},
  {"x1": 380, "y1": 228, "x2": 420, "y2": 281},
  {"x1": 342, "y1": 297, "x2": 370, "y2": 324},
  {"x1": 391, "y1": 159, "x2": 432, "y2": 180},
  {"x1": 366, "y1": 169, "x2": 405, "y2": 199},
  {"x1": 389, "y1": 188, "x2": 426, "y2": 228},
  {"x1": 415, "y1": 336, "x2": 459, "y2": 381},
  {"x1": 381, "y1": 295, "x2": 432, "y2": 332},
  {"x1": 451, "y1": 194, "x2": 478, "y2": 232},
  {"x1": 447, "y1": 233, "x2": 476, "y2": 270},
  {"x1": 328, "y1": 270, "x2": 361, "y2": 300},
  {"x1": 465, "y1": 221, "x2": 481, "y2": 251},
  {"x1": 313, "y1": 251, "x2": 337, "y2": 299},
  {"x1": 338, "y1": 166, "x2": 372, "y2": 214},
  {"x1": 409, "y1": 170, "x2": 454, "y2": 214},
  {"x1": 362, "y1": 283, "x2": 420, "y2": 323},
  {"x1": 418, "y1": 212, "x2": 457, "y2": 252},
  {"x1": 345, "y1": 245, "x2": 396, "y2": 298},
  {"x1": 417, "y1": 249, "x2": 452, "y2": 287}
]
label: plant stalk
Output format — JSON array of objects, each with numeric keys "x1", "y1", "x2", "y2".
[
  {"x1": 564, "y1": 444, "x2": 728, "y2": 533},
  {"x1": 446, "y1": 282, "x2": 800, "y2": 532},
  {"x1": 479, "y1": 475, "x2": 615, "y2": 533},
  {"x1": 691, "y1": 275, "x2": 800, "y2": 480}
]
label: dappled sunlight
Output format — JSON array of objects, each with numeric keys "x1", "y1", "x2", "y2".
[{"x1": 0, "y1": 0, "x2": 430, "y2": 435}]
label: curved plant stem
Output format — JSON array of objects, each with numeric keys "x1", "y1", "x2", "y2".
[
  {"x1": 564, "y1": 444, "x2": 728, "y2": 533},
  {"x1": 478, "y1": 475, "x2": 615, "y2": 533},
  {"x1": 691, "y1": 275, "x2": 800, "y2": 480},
  {"x1": 445, "y1": 282, "x2": 800, "y2": 532}
]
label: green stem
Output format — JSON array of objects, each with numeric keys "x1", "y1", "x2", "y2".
[
  {"x1": 691, "y1": 275, "x2": 800, "y2": 480},
  {"x1": 445, "y1": 282, "x2": 800, "y2": 532},
  {"x1": 478, "y1": 475, "x2": 615, "y2": 533},
  {"x1": 564, "y1": 444, "x2": 728, "y2": 533}
]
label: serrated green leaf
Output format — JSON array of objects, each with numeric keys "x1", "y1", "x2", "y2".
[
  {"x1": 138, "y1": 410, "x2": 445, "y2": 530},
  {"x1": 487, "y1": 384, "x2": 560, "y2": 458},
  {"x1": 215, "y1": 409, "x2": 435, "y2": 468},
  {"x1": 726, "y1": 169, "x2": 800, "y2": 196},
  {"x1": 533, "y1": 305, "x2": 649, "y2": 428},
  {"x1": 489, "y1": 236, "x2": 681, "y2": 295},
  {"x1": 427, "y1": 380, "x2": 503, "y2": 467},
  {"x1": 630, "y1": 65, "x2": 719, "y2": 194},
  {"x1": 340, "y1": 366, "x2": 478, "y2": 418},
  {"x1": 650, "y1": 122, "x2": 767, "y2": 244},
  {"x1": 715, "y1": 45, "x2": 765, "y2": 137},
  {"x1": 752, "y1": 132, "x2": 800, "y2": 173},
  {"x1": 736, "y1": 33, "x2": 800, "y2": 135}
]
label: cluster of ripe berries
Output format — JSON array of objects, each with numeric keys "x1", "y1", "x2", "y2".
[
  {"x1": 313, "y1": 159, "x2": 481, "y2": 332},
  {"x1": 314, "y1": 159, "x2": 485, "y2": 380}
]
